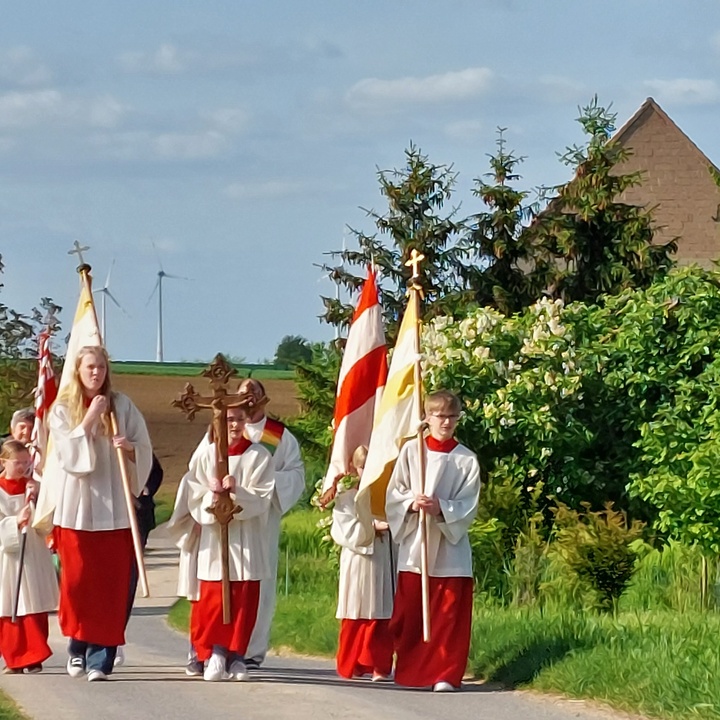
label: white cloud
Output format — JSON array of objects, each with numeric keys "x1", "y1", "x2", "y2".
[
  {"x1": 0, "y1": 90, "x2": 63, "y2": 127},
  {"x1": 538, "y1": 75, "x2": 587, "y2": 104},
  {"x1": 444, "y1": 119, "x2": 483, "y2": 141},
  {"x1": 0, "y1": 89, "x2": 128, "y2": 129},
  {"x1": 346, "y1": 67, "x2": 493, "y2": 110},
  {"x1": 644, "y1": 78, "x2": 720, "y2": 106},
  {"x1": 0, "y1": 46, "x2": 51, "y2": 87},
  {"x1": 223, "y1": 180, "x2": 306, "y2": 201},
  {"x1": 201, "y1": 107, "x2": 249, "y2": 134},
  {"x1": 118, "y1": 43, "x2": 191, "y2": 74},
  {"x1": 154, "y1": 130, "x2": 227, "y2": 159}
]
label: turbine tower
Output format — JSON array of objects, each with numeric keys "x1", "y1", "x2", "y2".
[
  {"x1": 147, "y1": 250, "x2": 189, "y2": 363},
  {"x1": 92, "y1": 260, "x2": 127, "y2": 344}
]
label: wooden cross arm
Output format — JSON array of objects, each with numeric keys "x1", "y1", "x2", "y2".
[
  {"x1": 172, "y1": 382, "x2": 205, "y2": 421},
  {"x1": 207, "y1": 490, "x2": 242, "y2": 525}
]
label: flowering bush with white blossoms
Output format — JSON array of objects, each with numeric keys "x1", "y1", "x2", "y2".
[{"x1": 423, "y1": 266, "x2": 720, "y2": 562}]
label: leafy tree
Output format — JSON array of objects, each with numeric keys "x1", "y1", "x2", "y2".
[
  {"x1": 284, "y1": 342, "x2": 341, "y2": 476},
  {"x1": 529, "y1": 97, "x2": 677, "y2": 304},
  {"x1": 0, "y1": 254, "x2": 62, "y2": 429},
  {"x1": 319, "y1": 144, "x2": 471, "y2": 342},
  {"x1": 274, "y1": 335, "x2": 312, "y2": 369}
]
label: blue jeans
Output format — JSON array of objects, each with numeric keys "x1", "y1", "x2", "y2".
[{"x1": 69, "y1": 638, "x2": 117, "y2": 675}]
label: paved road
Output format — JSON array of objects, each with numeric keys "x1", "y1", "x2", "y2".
[{"x1": 0, "y1": 527, "x2": 636, "y2": 720}]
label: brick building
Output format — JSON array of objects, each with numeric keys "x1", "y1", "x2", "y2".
[{"x1": 613, "y1": 97, "x2": 720, "y2": 267}]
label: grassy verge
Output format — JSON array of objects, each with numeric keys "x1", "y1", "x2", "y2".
[
  {"x1": 470, "y1": 608, "x2": 720, "y2": 720},
  {"x1": 164, "y1": 508, "x2": 720, "y2": 719},
  {"x1": 0, "y1": 693, "x2": 30, "y2": 720}
]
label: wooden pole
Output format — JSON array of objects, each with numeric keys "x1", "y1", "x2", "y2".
[
  {"x1": 409, "y1": 272, "x2": 431, "y2": 643},
  {"x1": 78, "y1": 265, "x2": 150, "y2": 598}
]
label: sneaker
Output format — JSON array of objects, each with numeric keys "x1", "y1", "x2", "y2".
[
  {"x1": 87, "y1": 670, "x2": 108, "y2": 682},
  {"x1": 203, "y1": 653, "x2": 228, "y2": 682},
  {"x1": 243, "y1": 657, "x2": 261, "y2": 670},
  {"x1": 185, "y1": 658, "x2": 204, "y2": 677},
  {"x1": 433, "y1": 681, "x2": 457, "y2": 693},
  {"x1": 371, "y1": 671, "x2": 391, "y2": 682},
  {"x1": 25, "y1": 664, "x2": 43, "y2": 674},
  {"x1": 113, "y1": 646, "x2": 125, "y2": 667},
  {"x1": 67, "y1": 656, "x2": 85, "y2": 678},
  {"x1": 2, "y1": 667, "x2": 21, "y2": 675},
  {"x1": 228, "y1": 659, "x2": 250, "y2": 682}
]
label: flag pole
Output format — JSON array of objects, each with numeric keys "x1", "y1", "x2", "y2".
[
  {"x1": 75, "y1": 260, "x2": 150, "y2": 598},
  {"x1": 406, "y1": 249, "x2": 431, "y2": 643}
]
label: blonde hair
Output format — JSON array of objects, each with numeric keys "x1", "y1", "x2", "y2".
[
  {"x1": 424, "y1": 390, "x2": 462, "y2": 416},
  {"x1": 0, "y1": 439, "x2": 30, "y2": 461},
  {"x1": 57, "y1": 346, "x2": 113, "y2": 434},
  {"x1": 351, "y1": 445, "x2": 368, "y2": 471}
]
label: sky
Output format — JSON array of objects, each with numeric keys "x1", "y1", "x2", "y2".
[{"x1": 2, "y1": 1, "x2": 720, "y2": 362}]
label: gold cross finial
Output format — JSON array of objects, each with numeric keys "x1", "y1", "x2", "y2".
[
  {"x1": 405, "y1": 248, "x2": 425, "y2": 279},
  {"x1": 68, "y1": 240, "x2": 90, "y2": 266}
]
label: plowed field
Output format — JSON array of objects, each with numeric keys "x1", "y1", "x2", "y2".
[{"x1": 113, "y1": 374, "x2": 300, "y2": 498}]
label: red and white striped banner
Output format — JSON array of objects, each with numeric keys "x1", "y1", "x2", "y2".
[
  {"x1": 31, "y1": 331, "x2": 58, "y2": 476},
  {"x1": 324, "y1": 267, "x2": 387, "y2": 488}
]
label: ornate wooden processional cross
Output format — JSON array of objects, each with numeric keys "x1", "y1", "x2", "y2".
[{"x1": 173, "y1": 354, "x2": 252, "y2": 624}]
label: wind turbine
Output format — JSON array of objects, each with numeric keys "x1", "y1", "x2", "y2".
[
  {"x1": 147, "y1": 249, "x2": 189, "y2": 363},
  {"x1": 92, "y1": 260, "x2": 128, "y2": 344}
]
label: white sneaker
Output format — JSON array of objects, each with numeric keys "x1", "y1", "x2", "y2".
[
  {"x1": 113, "y1": 646, "x2": 125, "y2": 667},
  {"x1": 87, "y1": 670, "x2": 107, "y2": 682},
  {"x1": 203, "y1": 653, "x2": 227, "y2": 682},
  {"x1": 66, "y1": 656, "x2": 85, "y2": 678},
  {"x1": 433, "y1": 681, "x2": 457, "y2": 692},
  {"x1": 228, "y1": 659, "x2": 249, "y2": 682}
]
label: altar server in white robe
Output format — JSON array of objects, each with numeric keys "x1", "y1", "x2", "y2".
[
  {"x1": 47, "y1": 346, "x2": 152, "y2": 682},
  {"x1": 237, "y1": 379, "x2": 305, "y2": 668},
  {"x1": 0, "y1": 441, "x2": 58, "y2": 673},
  {"x1": 386, "y1": 390, "x2": 480, "y2": 693},
  {"x1": 185, "y1": 406, "x2": 274, "y2": 682},
  {"x1": 328, "y1": 445, "x2": 395, "y2": 680}
]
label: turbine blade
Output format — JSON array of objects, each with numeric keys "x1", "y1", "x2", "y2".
[
  {"x1": 145, "y1": 277, "x2": 160, "y2": 306},
  {"x1": 151, "y1": 240, "x2": 164, "y2": 272},
  {"x1": 164, "y1": 273, "x2": 191, "y2": 281},
  {"x1": 104, "y1": 258, "x2": 115, "y2": 289}
]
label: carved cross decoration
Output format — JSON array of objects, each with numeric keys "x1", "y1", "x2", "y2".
[
  {"x1": 173, "y1": 353, "x2": 250, "y2": 623},
  {"x1": 68, "y1": 240, "x2": 90, "y2": 267},
  {"x1": 404, "y1": 248, "x2": 425, "y2": 295}
]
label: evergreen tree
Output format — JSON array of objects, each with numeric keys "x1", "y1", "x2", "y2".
[
  {"x1": 319, "y1": 144, "x2": 470, "y2": 342},
  {"x1": 463, "y1": 129, "x2": 537, "y2": 314},
  {"x1": 529, "y1": 97, "x2": 677, "y2": 304}
]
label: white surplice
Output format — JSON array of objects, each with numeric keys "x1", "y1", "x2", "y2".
[
  {"x1": 244, "y1": 417, "x2": 305, "y2": 662},
  {"x1": 385, "y1": 440, "x2": 481, "y2": 578},
  {"x1": 186, "y1": 442, "x2": 274, "y2": 582},
  {"x1": 166, "y1": 470, "x2": 200, "y2": 601},
  {"x1": 331, "y1": 487, "x2": 395, "y2": 620},
  {"x1": 0, "y1": 488, "x2": 58, "y2": 617},
  {"x1": 47, "y1": 392, "x2": 153, "y2": 531}
]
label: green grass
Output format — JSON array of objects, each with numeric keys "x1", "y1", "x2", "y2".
[
  {"x1": 153, "y1": 492, "x2": 174, "y2": 527},
  {"x1": 111, "y1": 361, "x2": 294, "y2": 379},
  {"x1": 470, "y1": 608, "x2": 720, "y2": 720},
  {"x1": 0, "y1": 693, "x2": 29, "y2": 720}
]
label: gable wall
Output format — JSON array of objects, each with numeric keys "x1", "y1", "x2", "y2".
[{"x1": 615, "y1": 109, "x2": 720, "y2": 267}]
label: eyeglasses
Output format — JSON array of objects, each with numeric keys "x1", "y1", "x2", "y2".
[{"x1": 428, "y1": 413, "x2": 461, "y2": 421}]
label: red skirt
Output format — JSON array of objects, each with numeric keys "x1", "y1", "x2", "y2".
[
  {"x1": 55, "y1": 527, "x2": 133, "y2": 647},
  {"x1": 0, "y1": 614, "x2": 51, "y2": 669},
  {"x1": 336, "y1": 618, "x2": 393, "y2": 679},
  {"x1": 390, "y1": 572, "x2": 473, "y2": 688},
  {"x1": 190, "y1": 580, "x2": 260, "y2": 661}
]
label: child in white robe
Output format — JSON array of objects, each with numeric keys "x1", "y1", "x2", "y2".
[
  {"x1": 386, "y1": 390, "x2": 480, "y2": 692},
  {"x1": 0, "y1": 440, "x2": 58, "y2": 673},
  {"x1": 328, "y1": 446, "x2": 395, "y2": 680}
]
